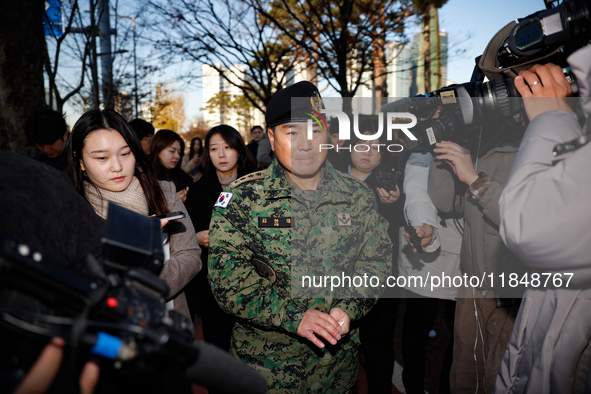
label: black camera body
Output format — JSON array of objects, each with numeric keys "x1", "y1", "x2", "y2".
[
  {"x1": 0, "y1": 204, "x2": 197, "y2": 391},
  {"x1": 409, "y1": 80, "x2": 525, "y2": 150},
  {"x1": 0, "y1": 204, "x2": 269, "y2": 394},
  {"x1": 375, "y1": 168, "x2": 401, "y2": 192},
  {"x1": 407, "y1": 0, "x2": 589, "y2": 151},
  {"x1": 500, "y1": 0, "x2": 590, "y2": 67},
  {"x1": 0, "y1": 234, "x2": 197, "y2": 361}
]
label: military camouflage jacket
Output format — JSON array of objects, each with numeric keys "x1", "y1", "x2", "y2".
[{"x1": 208, "y1": 159, "x2": 392, "y2": 393}]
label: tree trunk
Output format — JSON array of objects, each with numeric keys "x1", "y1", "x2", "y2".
[
  {"x1": 337, "y1": 44, "x2": 353, "y2": 116},
  {"x1": 0, "y1": 0, "x2": 46, "y2": 155},
  {"x1": 432, "y1": 7, "x2": 441, "y2": 90},
  {"x1": 422, "y1": 8, "x2": 431, "y2": 93},
  {"x1": 308, "y1": 39, "x2": 319, "y2": 86},
  {"x1": 373, "y1": 11, "x2": 387, "y2": 114}
]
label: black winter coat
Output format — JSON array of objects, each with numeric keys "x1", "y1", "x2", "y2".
[{"x1": 183, "y1": 169, "x2": 250, "y2": 326}]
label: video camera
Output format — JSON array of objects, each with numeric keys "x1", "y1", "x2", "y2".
[
  {"x1": 394, "y1": 0, "x2": 590, "y2": 151},
  {"x1": 0, "y1": 204, "x2": 267, "y2": 394},
  {"x1": 499, "y1": 0, "x2": 590, "y2": 67}
]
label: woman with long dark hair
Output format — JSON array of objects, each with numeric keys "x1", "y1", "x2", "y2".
[
  {"x1": 65, "y1": 109, "x2": 201, "y2": 320},
  {"x1": 181, "y1": 137, "x2": 204, "y2": 182},
  {"x1": 184, "y1": 124, "x2": 256, "y2": 352},
  {"x1": 150, "y1": 129, "x2": 194, "y2": 203}
]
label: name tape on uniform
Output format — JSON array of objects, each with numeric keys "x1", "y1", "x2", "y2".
[
  {"x1": 258, "y1": 217, "x2": 291, "y2": 228},
  {"x1": 214, "y1": 192, "x2": 234, "y2": 208}
]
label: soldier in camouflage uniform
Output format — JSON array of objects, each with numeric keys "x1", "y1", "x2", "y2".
[{"x1": 208, "y1": 81, "x2": 392, "y2": 393}]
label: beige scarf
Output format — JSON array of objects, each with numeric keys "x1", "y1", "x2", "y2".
[
  {"x1": 217, "y1": 171, "x2": 238, "y2": 191},
  {"x1": 84, "y1": 176, "x2": 149, "y2": 219}
]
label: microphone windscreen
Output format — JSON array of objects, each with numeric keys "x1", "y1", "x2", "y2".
[
  {"x1": 184, "y1": 341, "x2": 267, "y2": 394},
  {"x1": 380, "y1": 97, "x2": 415, "y2": 114}
]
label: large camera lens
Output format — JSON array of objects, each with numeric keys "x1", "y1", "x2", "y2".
[
  {"x1": 453, "y1": 78, "x2": 523, "y2": 126},
  {"x1": 477, "y1": 78, "x2": 522, "y2": 118},
  {"x1": 566, "y1": 0, "x2": 591, "y2": 45},
  {"x1": 409, "y1": 77, "x2": 525, "y2": 151}
]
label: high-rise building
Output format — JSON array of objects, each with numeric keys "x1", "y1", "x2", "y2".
[
  {"x1": 202, "y1": 64, "x2": 312, "y2": 135},
  {"x1": 285, "y1": 62, "x2": 310, "y2": 87},
  {"x1": 409, "y1": 30, "x2": 448, "y2": 95},
  {"x1": 387, "y1": 43, "x2": 412, "y2": 98},
  {"x1": 440, "y1": 30, "x2": 448, "y2": 87},
  {"x1": 350, "y1": 43, "x2": 412, "y2": 114},
  {"x1": 351, "y1": 29, "x2": 447, "y2": 112},
  {"x1": 202, "y1": 64, "x2": 257, "y2": 131}
]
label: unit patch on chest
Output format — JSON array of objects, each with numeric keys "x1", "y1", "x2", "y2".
[
  {"x1": 337, "y1": 212, "x2": 351, "y2": 226},
  {"x1": 258, "y1": 217, "x2": 291, "y2": 228}
]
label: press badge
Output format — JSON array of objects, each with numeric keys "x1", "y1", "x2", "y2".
[{"x1": 214, "y1": 192, "x2": 233, "y2": 208}]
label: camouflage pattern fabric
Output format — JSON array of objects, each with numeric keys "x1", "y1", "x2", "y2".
[{"x1": 208, "y1": 159, "x2": 392, "y2": 393}]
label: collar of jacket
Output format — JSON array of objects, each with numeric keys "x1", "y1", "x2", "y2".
[
  {"x1": 200, "y1": 168, "x2": 251, "y2": 189},
  {"x1": 314, "y1": 161, "x2": 357, "y2": 204},
  {"x1": 262, "y1": 159, "x2": 291, "y2": 200}
]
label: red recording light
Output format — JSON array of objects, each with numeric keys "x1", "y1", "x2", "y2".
[{"x1": 106, "y1": 297, "x2": 118, "y2": 308}]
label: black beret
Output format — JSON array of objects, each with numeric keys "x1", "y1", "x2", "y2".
[{"x1": 265, "y1": 81, "x2": 325, "y2": 128}]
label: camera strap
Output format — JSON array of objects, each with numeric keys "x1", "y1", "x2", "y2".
[
  {"x1": 474, "y1": 127, "x2": 483, "y2": 172},
  {"x1": 553, "y1": 134, "x2": 591, "y2": 156}
]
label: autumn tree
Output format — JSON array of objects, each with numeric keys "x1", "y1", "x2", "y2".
[
  {"x1": 114, "y1": 91, "x2": 135, "y2": 120},
  {"x1": 202, "y1": 91, "x2": 233, "y2": 124},
  {"x1": 182, "y1": 118, "x2": 209, "y2": 147},
  {"x1": 254, "y1": 0, "x2": 412, "y2": 114},
  {"x1": 232, "y1": 94, "x2": 259, "y2": 131},
  {"x1": 152, "y1": 82, "x2": 186, "y2": 131},
  {"x1": 202, "y1": 91, "x2": 259, "y2": 131}
]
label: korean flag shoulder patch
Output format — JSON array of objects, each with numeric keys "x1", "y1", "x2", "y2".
[{"x1": 214, "y1": 192, "x2": 234, "y2": 208}]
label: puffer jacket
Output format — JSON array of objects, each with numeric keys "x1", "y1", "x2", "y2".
[{"x1": 494, "y1": 45, "x2": 591, "y2": 393}]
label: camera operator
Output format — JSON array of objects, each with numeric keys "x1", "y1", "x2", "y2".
[
  {"x1": 427, "y1": 105, "x2": 527, "y2": 392},
  {"x1": 494, "y1": 46, "x2": 591, "y2": 394},
  {"x1": 0, "y1": 150, "x2": 105, "y2": 393}
]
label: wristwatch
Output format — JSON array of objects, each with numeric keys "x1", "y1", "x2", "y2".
[{"x1": 468, "y1": 171, "x2": 493, "y2": 200}]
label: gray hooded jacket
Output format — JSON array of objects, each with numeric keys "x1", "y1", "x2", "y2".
[{"x1": 494, "y1": 45, "x2": 591, "y2": 393}]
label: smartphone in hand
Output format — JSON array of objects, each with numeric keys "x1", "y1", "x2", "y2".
[{"x1": 154, "y1": 211, "x2": 186, "y2": 221}]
